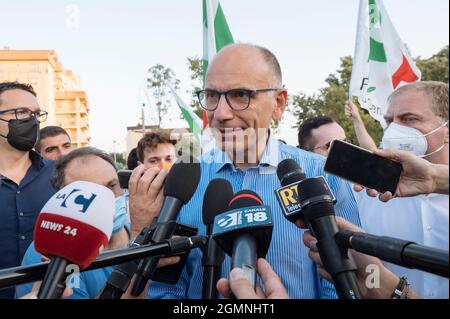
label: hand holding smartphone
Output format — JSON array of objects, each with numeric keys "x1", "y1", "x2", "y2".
[{"x1": 324, "y1": 140, "x2": 403, "y2": 194}]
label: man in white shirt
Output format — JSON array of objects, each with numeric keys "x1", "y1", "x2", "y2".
[{"x1": 350, "y1": 81, "x2": 449, "y2": 299}]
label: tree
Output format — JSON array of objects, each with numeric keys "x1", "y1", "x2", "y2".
[
  {"x1": 416, "y1": 46, "x2": 449, "y2": 83},
  {"x1": 187, "y1": 57, "x2": 204, "y2": 118},
  {"x1": 146, "y1": 64, "x2": 181, "y2": 126},
  {"x1": 291, "y1": 56, "x2": 383, "y2": 145},
  {"x1": 290, "y1": 46, "x2": 449, "y2": 147}
]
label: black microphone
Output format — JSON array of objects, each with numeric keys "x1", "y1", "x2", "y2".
[
  {"x1": 131, "y1": 156, "x2": 201, "y2": 296},
  {"x1": 212, "y1": 190, "x2": 273, "y2": 289},
  {"x1": 276, "y1": 159, "x2": 361, "y2": 299},
  {"x1": 201, "y1": 179, "x2": 234, "y2": 299},
  {"x1": 337, "y1": 231, "x2": 449, "y2": 278},
  {"x1": 0, "y1": 236, "x2": 208, "y2": 291}
]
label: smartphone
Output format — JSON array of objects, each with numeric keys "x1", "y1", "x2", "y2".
[
  {"x1": 324, "y1": 140, "x2": 403, "y2": 194},
  {"x1": 118, "y1": 170, "x2": 132, "y2": 189}
]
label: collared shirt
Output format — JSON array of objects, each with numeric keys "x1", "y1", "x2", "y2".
[
  {"x1": 0, "y1": 151, "x2": 55, "y2": 299},
  {"x1": 355, "y1": 191, "x2": 449, "y2": 299},
  {"x1": 148, "y1": 132, "x2": 361, "y2": 299}
]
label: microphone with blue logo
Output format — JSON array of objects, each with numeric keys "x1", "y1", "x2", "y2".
[
  {"x1": 212, "y1": 190, "x2": 273, "y2": 289},
  {"x1": 34, "y1": 181, "x2": 115, "y2": 299}
]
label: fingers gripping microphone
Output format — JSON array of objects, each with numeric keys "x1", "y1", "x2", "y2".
[
  {"x1": 201, "y1": 179, "x2": 234, "y2": 299},
  {"x1": 34, "y1": 181, "x2": 115, "y2": 299},
  {"x1": 212, "y1": 191, "x2": 273, "y2": 289},
  {"x1": 131, "y1": 156, "x2": 201, "y2": 296},
  {"x1": 276, "y1": 159, "x2": 361, "y2": 299}
]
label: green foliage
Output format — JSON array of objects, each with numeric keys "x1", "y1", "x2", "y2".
[
  {"x1": 416, "y1": 46, "x2": 449, "y2": 83},
  {"x1": 291, "y1": 46, "x2": 448, "y2": 147},
  {"x1": 109, "y1": 152, "x2": 126, "y2": 170},
  {"x1": 291, "y1": 56, "x2": 383, "y2": 145},
  {"x1": 187, "y1": 57, "x2": 205, "y2": 118}
]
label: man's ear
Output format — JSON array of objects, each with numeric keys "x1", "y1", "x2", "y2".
[{"x1": 272, "y1": 90, "x2": 288, "y2": 121}]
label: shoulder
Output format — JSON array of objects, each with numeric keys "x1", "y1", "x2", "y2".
[
  {"x1": 278, "y1": 143, "x2": 327, "y2": 175},
  {"x1": 21, "y1": 242, "x2": 42, "y2": 266}
]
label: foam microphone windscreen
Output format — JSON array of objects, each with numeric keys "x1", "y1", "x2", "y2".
[
  {"x1": 228, "y1": 190, "x2": 264, "y2": 210},
  {"x1": 163, "y1": 155, "x2": 201, "y2": 203},
  {"x1": 202, "y1": 179, "x2": 234, "y2": 226},
  {"x1": 276, "y1": 158, "x2": 306, "y2": 186},
  {"x1": 34, "y1": 181, "x2": 115, "y2": 269}
]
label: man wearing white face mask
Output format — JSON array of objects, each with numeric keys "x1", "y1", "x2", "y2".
[{"x1": 345, "y1": 81, "x2": 449, "y2": 299}]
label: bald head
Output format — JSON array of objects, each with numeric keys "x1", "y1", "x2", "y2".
[{"x1": 206, "y1": 44, "x2": 283, "y2": 87}]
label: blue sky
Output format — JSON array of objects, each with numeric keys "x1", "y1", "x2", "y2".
[{"x1": 1, "y1": 0, "x2": 448, "y2": 151}]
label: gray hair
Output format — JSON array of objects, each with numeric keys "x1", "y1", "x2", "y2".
[
  {"x1": 212, "y1": 43, "x2": 283, "y2": 86},
  {"x1": 51, "y1": 147, "x2": 115, "y2": 190}
]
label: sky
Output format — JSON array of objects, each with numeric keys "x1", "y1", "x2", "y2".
[{"x1": 0, "y1": 0, "x2": 448, "y2": 151}]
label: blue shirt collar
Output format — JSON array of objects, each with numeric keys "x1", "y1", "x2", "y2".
[{"x1": 207, "y1": 130, "x2": 280, "y2": 173}]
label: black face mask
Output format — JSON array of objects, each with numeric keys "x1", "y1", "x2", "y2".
[{"x1": 0, "y1": 117, "x2": 40, "y2": 151}]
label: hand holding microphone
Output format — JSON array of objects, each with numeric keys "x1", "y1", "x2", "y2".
[
  {"x1": 131, "y1": 156, "x2": 201, "y2": 296},
  {"x1": 275, "y1": 159, "x2": 361, "y2": 299},
  {"x1": 302, "y1": 216, "x2": 420, "y2": 299},
  {"x1": 216, "y1": 258, "x2": 288, "y2": 299},
  {"x1": 128, "y1": 165, "x2": 169, "y2": 239},
  {"x1": 212, "y1": 190, "x2": 273, "y2": 291}
]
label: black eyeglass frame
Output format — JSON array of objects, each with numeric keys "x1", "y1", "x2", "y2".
[
  {"x1": 196, "y1": 88, "x2": 281, "y2": 111},
  {"x1": 0, "y1": 107, "x2": 48, "y2": 123}
]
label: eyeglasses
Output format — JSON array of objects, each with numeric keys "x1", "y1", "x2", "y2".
[
  {"x1": 0, "y1": 107, "x2": 48, "y2": 123},
  {"x1": 196, "y1": 88, "x2": 280, "y2": 111}
]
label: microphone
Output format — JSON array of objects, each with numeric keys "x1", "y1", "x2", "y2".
[
  {"x1": 201, "y1": 179, "x2": 234, "y2": 299},
  {"x1": 337, "y1": 231, "x2": 449, "y2": 278},
  {"x1": 212, "y1": 190, "x2": 273, "y2": 289},
  {"x1": 34, "y1": 181, "x2": 115, "y2": 299},
  {"x1": 131, "y1": 156, "x2": 201, "y2": 296},
  {"x1": 0, "y1": 236, "x2": 208, "y2": 290},
  {"x1": 275, "y1": 159, "x2": 361, "y2": 299}
]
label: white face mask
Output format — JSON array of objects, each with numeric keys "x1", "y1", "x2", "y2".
[{"x1": 381, "y1": 121, "x2": 448, "y2": 158}]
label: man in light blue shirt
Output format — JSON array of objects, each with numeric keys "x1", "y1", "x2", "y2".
[{"x1": 146, "y1": 44, "x2": 361, "y2": 299}]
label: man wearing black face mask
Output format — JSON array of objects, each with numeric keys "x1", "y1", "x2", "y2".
[{"x1": 0, "y1": 82, "x2": 56, "y2": 299}]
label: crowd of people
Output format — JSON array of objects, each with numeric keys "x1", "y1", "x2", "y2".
[{"x1": 0, "y1": 43, "x2": 448, "y2": 300}]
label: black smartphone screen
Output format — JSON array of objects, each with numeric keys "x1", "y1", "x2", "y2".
[
  {"x1": 118, "y1": 170, "x2": 132, "y2": 189},
  {"x1": 324, "y1": 140, "x2": 403, "y2": 194}
]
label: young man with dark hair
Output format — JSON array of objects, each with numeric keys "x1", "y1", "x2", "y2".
[
  {"x1": 136, "y1": 132, "x2": 177, "y2": 169},
  {"x1": 0, "y1": 81, "x2": 55, "y2": 299},
  {"x1": 36, "y1": 125, "x2": 72, "y2": 161}
]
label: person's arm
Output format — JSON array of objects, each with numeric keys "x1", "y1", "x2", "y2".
[
  {"x1": 301, "y1": 217, "x2": 421, "y2": 299},
  {"x1": 432, "y1": 164, "x2": 449, "y2": 195},
  {"x1": 354, "y1": 149, "x2": 449, "y2": 202},
  {"x1": 345, "y1": 101, "x2": 378, "y2": 151}
]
